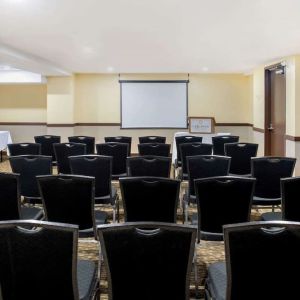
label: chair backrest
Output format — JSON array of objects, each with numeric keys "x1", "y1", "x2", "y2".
[
  {"x1": 0, "y1": 173, "x2": 21, "y2": 220},
  {"x1": 69, "y1": 155, "x2": 112, "y2": 200},
  {"x1": 251, "y1": 157, "x2": 296, "y2": 198},
  {"x1": 175, "y1": 135, "x2": 203, "y2": 163},
  {"x1": 54, "y1": 143, "x2": 86, "y2": 174},
  {"x1": 104, "y1": 136, "x2": 132, "y2": 154},
  {"x1": 187, "y1": 155, "x2": 231, "y2": 196},
  {"x1": 68, "y1": 136, "x2": 95, "y2": 154},
  {"x1": 97, "y1": 223, "x2": 196, "y2": 300},
  {"x1": 0, "y1": 220, "x2": 79, "y2": 300},
  {"x1": 120, "y1": 177, "x2": 180, "y2": 222},
  {"x1": 224, "y1": 221, "x2": 300, "y2": 300},
  {"x1": 127, "y1": 156, "x2": 171, "y2": 178},
  {"x1": 138, "y1": 143, "x2": 171, "y2": 157},
  {"x1": 139, "y1": 136, "x2": 166, "y2": 144},
  {"x1": 225, "y1": 143, "x2": 258, "y2": 175},
  {"x1": 194, "y1": 176, "x2": 255, "y2": 239},
  {"x1": 96, "y1": 142, "x2": 129, "y2": 177},
  {"x1": 38, "y1": 175, "x2": 95, "y2": 233},
  {"x1": 212, "y1": 135, "x2": 239, "y2": 155},
  {"x1": 9, "y1": 155, "x2": 52, "y2": 198},
  {"x1": 281, "y1": 177, "x2": 300, "y2": 221},
  {"x1": 180, "y1": 143, "x2": 213, "y2": 175},
  {"x1": 8, "y1": 143, "x2": 41, "y2": 156},
  {"x1": 34, "y1": 135, "x2": 61, "y2": 160}
]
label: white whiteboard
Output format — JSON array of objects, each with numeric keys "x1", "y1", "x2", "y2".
[{"x1": 120, "y1": 81, "x2": 188, "y2": 128}]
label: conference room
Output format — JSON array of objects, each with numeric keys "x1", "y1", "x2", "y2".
[{"x1": 0, "y1": 1, "x2": 300, "y2": 299}]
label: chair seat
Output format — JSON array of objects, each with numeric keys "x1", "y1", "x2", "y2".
[
  {"x1": 183, "y1": 193, "x2": 196, "y2": 204},
  {"x1": 206, "y1": 262, "x2": 226, "y2": 300},
  {"x1": 112, "y1": 173, "x2": 127, "y2": 180},
  {"x1": 77, "y1": 260, "x2": 98, "y2": 300},
  {"x1": 229, "y1": 173, "x2": 252, "y2": 177},
  {"x1": 80, "y1": 211, "x2": 108, "y2": 238},
  {"x1": 252, "y1": 196, "x2": 281, "y2": 206},
  {"x1": 95, "y1": 187, "x2": 117, "y2": 205},
  {"x1": 21, "y1": 206, "x2": 44, "y2": 220},
  {"x1": 190, "y1": 213, "x2": 198, "y2": 225},
  {"x1": 23, "y1": 197, "x2": 42, "y2": 205},
  {"x1": 261, "y1": 212, "x2": 282, "y2": 221}
]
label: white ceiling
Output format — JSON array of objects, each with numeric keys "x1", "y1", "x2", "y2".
[{"x1": 0, "y1": 0, "x2": 300, "y2": 75}]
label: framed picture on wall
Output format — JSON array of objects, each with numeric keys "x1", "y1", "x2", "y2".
[{"x1": 188, "y1": 117, "x2": 215, "y2": 133}]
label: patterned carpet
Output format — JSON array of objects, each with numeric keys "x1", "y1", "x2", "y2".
[{"x1": 0, "y1": 157, "x2": 267, "y2": 299}]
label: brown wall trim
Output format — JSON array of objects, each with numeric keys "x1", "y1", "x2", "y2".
[
  {"x1": 0, "y1": 122, "x2": 254, "y2": 127},
  {"x1": 47, "y1": 124, "x2": 74, "y2": 127},
  {"x1": 0, "y1": 122, "x2": 47, "y2": 126},
  {"x1": 285, "y1": 135, "x2": 300, "y2": 141},
  {"x1": 253, "y1": 127, "x2": 265, "y2": 133},
  {"x1": 215, "y1": 123, "x2": 253, "y2": 127}
]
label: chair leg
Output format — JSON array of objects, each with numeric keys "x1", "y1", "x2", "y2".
[
  {"x1": 113, "y1": 206, "x2": 116, "y2": 223},
  {"x1": 185, "y1": 201, "x2": 189, "y2": 224},
  {"x1": 193, "y1": 249, "x2": 199, "y2": 298}
]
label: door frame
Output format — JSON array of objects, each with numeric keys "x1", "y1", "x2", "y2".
[{"x1": 264, "y1": 63, "x2": 286, "y2": 156}]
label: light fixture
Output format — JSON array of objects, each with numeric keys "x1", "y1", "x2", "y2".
[
  {"x1": 107, "y1": 66, "x2": 114, "y2": 72},
  {"x1": 202, "y1": 67, "x2": 209, "y2": 72}
]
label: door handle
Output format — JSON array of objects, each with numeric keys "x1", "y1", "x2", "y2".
[{"x1": 268, "y1": 124, "x2": 274, "y2": 131}]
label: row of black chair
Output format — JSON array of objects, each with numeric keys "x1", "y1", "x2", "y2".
[
  {"x1": 175, "y1": 135, "x2": 240, "y2": 167},
  {"x1": 34, "y1": 135, "x2": 166, "y2": 156},
  {"x1": 183, "y1": 155, "x2": 296, "y2": 223},
  {"x1": 0, "y1": 220, "x2": 196, "y2": 300},
  {"x1": 0, "y1": 169, "x2": 254, "y2": 242},
  {"x1": 1, "y1": 219, "x2": 299, "y2": 300}
]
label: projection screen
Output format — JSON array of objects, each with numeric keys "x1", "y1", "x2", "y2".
[{"x1": 120, "y1": 80, "x2": 188, "y2": 128}]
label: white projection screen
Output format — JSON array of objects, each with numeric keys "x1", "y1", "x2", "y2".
[{"x1": 120, "y1": 80, "x2": 188, "y2": 128}]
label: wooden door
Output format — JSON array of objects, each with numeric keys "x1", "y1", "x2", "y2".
[{"x1": 265, "y1": 66, "x2": 286, "y2": 156}]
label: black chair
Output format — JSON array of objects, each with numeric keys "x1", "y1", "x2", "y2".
[
  {"x1": 127, "y1": 156, "x2": 171, "y2": 178},
  {"x1": 0, "y1": 220, "x2": 98, "y2": 300},
  {"x1": 54, "y1": 143, "x2": 86, "y2": 174},
  {"x1": 175, "y1": 135, "x2": 203, "y2": 167},
  {"x1": 34, "y1": 135, "x2": 61, "y2": 162},
  {"x1": 206, "y1": 221, "x2": 300, "y2": 300},
  {"x1": 138, "y1": 143, "x2": 171, "y2": 157},
  {"x1": 262, "y1": 177, "x2": 300, "y2": 221},
  {"x1": 212, "y1": 135, "x2": 239, "y2": 155},
  {"x1": 97, "y1": 222, "x2": 196, "y2": 300},
  {"x1": 96, "y1": 142, "x2": 129, "y2": 179},
  {"x1": 179, "y1": 143, "x2": 213, "y2": 179},
  {"x1": 9, "y1": 155, "x2": 52, "y2": 205},
  {"x1": 120, "y1": 177, "x2": 180, "y2": 222},
  {"x1": 194, "y1": 176, "x2": 255, "y2": 242},
  {"x1": 0, "y1": 172, "x2": 43, "y2": 220},
  {"x1": 184, "y1": 155, "x2": 231, "y2": 223},
  {"x1": 68, "y1": 136, "x2": 95, "y2": 154},
  {"x1": 139, "y1": 136, "x2": 166, "y2": 144},
  {"x1": 225, "y1": 142, "x2": 258, "y2": 176},
  {"x1": 38, "y1": 175, "x2": 107, "y2": 238},
  {"x1": 104, "y1": 136, "x2": 132, "y2": 154},
  {"x1": 251, "y1": 157, "x2": 296, "y2": 209},
  {"x1": 69, "y1": 155, "x2": 118, "y2": 222},
  {"x1": 8, "y1": 143, "x2": 41, "y2": 156}
]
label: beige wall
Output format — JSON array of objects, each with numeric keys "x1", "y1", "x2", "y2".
[
  {"x1": 47, "y1": 76, "x2": 75, "y2": 124},
  {"x1": 189, "y1": 74, "x2": 252, "y2": 123},
  {"x1": 0, "y1": 84, "x2": 47, "y2": 122},
  {"x1": 74, "y1": 74, "x2": 120, "y2": 123},
  {"x1": 73, "y1": 73, "x2": 252, "y2": 124}
]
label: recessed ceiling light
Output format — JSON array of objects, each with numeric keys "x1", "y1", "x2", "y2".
[
  {"x1": 202, "y1": 67, "x2": 209, "y2": 72},
  {"x1": 107, "y1": 66, "x2": 114, "y2": 72},
  {"x1": 0, "y1": 65, "x2": 20, "y2": 71}
]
